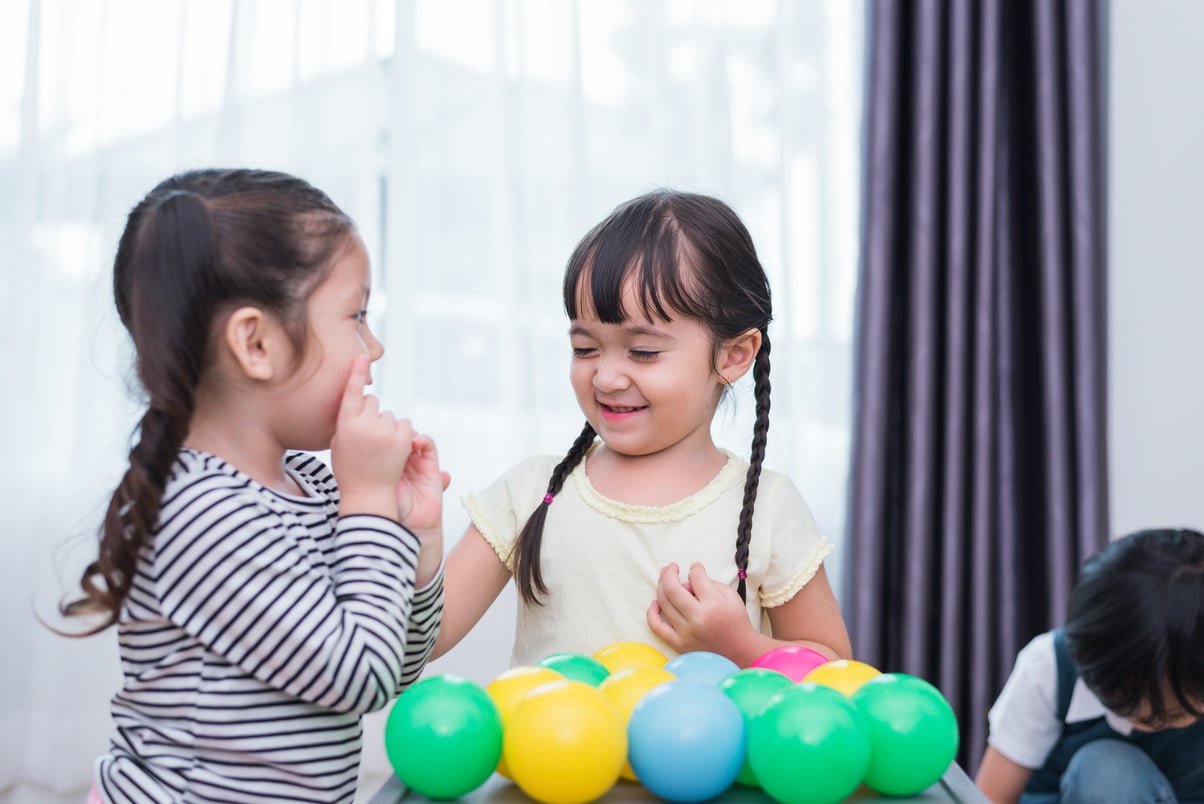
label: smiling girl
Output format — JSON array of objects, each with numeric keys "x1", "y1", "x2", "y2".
[{"x1": 432, "y1": 189, "x2": 850, "y2": 668}]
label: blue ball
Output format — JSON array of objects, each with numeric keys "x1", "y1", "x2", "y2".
[
  {"x1": 627, "y1": 680, "x2": 746, "y2": 802},
  {"x1": 663, "y1": 650, "x2": 740, "y2": 686}
]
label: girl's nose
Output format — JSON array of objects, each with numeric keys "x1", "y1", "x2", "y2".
[
  {"x1": 592, "y1": 357, "x2": 630, "y2": 393},
  {"x1": 366, "y1": 328, "x2": 385, "y2": 361}
]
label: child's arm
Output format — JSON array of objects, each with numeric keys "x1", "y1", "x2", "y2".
[
  {"x1": 975, "y1": 747, "x2": 1034, "y2": 804},
  {"x1": 648, "y1": 561, "x2": 852, "y2": 665},
  {"x1": 154, "y1": 486, "x2": 422, "y2": 716},
  {"x1": 430, "y1": 524, "x2": 511, "y2": 660}
]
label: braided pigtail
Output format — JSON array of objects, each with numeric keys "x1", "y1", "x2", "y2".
[
  {"x1": 62, "y1": 190, "x2": 212, "y2": 630},
  {"x1": 512, "y1": 422, "x2": 597, "y2": 605},
  {"x1": 734, "y1": 331, "x2": 771, "y2": 601}
]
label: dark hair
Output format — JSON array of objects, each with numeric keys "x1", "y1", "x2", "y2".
[
  {"x1": 511, "y1": 189, "x2": 773, "y2": 605},
  {"x1": 62, "y1": 168, "x2": 354, "y2": 631},
  {"x1": 1064, "y1": 527, "x2": 1204, "y2": 726}
]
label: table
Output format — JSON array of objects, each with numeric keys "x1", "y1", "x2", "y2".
[{"x1": 368, "y1": 763, "x2": 988, "y2": 803}]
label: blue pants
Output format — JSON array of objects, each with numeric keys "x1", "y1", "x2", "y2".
[{"x1": 1021, "y1": 739, "x2": 1178, "y2": 804}]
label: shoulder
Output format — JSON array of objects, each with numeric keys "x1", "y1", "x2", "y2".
[
  {"x1": 156, "y1": 450, "x2": 278, "y2": 543},
  {"x1": 162, "y1": 449, "x2": 257, "y2": 507},
  {"x1": 1011, "y1": 631, "x2": 1058, "y2": 686},
  {"x1": 990, "y1": 630, "x2": 1058, "y2": 716},
  {"x1": 475, "y1": 454, "x2": 562, "y2": 500},
  {"x1": 748, "y1": 466, "x2": 820, "y2": 534}
]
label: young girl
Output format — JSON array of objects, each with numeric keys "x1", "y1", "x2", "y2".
[
  {"x1": 433, "y1": 190, "x2": 851, "y2": 668},
  {"x1": 63, "y1": 169, "x2": 447, "y2": 803}
]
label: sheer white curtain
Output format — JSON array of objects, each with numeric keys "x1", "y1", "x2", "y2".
[{"x1": 0, "y1": 0, "x2": 863, "y2": 800}]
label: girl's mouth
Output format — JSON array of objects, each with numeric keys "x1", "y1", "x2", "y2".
[{"x1": 599, "y1": 402, "x2": 647, "y2": 420}]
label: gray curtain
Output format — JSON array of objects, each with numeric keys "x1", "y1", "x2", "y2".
[{"x1": 846, "y1": 0, "x2": 1109, "y2": 773}]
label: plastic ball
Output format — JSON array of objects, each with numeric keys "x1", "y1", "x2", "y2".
[
  {"x1": 750, "y1": 645, "x2": 830, "y2": 682},
  {"x1": 485, "y1": 665, "x2": 564, "y2": 779},
  {"x1": 592, "y1": 640, "x2": 669, "y2": 674},
  {"x1": 536, "y1": 652, "x2": 612, "y2": 686},
  {"x1": 384, "y1": 674, "x2": 503, "y2": 800},
  {"x1": 803, "y1": 659, "x2": 882, "y2": 697},
  {"x1": 599, "y1": 665, "x2": 677, "y2": 781},
  {"x1": 662, "y1": 650, "x2": 740, "y2": 686},
  {"x1": 747, "y1": 683, "x2": 871, "y2": 804},
  {"x1": 627, "y1": 680, "x2": 746, "y2": 802},
  {"x1": 504, "y1": 679, "x2": 627, "y2": 804},
  {"x1": 717, "y1": 668, "x2": 795, "y2": 786},
  {"x1": 852, "y1": 673, "x2": 959, "y2": 796}
]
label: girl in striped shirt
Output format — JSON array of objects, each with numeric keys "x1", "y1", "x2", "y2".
[{"x1": 62, "y1": 169, "x2": 446, "y2": 803}]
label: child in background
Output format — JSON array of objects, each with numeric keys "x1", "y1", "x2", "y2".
[
  {"x1": 976, "y1": 528, "x2": 1204, "y2": 803},
  {"x1": 432, "y1": 189, "x2": 851, "y2": 668},
  {"x1": 62, "y1": 169, "x2": 447, "y2": 803}
]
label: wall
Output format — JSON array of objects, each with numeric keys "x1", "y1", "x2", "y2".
[{"x1": 1109, "y1": 0, "x2": 1204, "y2": 536}]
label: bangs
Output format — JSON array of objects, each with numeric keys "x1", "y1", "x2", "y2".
[{"x1": 563, "y1": 196, "x2": 709, "y2": 324}]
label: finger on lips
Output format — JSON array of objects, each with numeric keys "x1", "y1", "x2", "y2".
[{"x1": 340, "y1": 356, "x2": 371, "y2": 417}]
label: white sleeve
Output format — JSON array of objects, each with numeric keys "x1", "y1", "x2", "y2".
[{"x1": 986, "y1": 631, "x2": 1063, "y2": 769}]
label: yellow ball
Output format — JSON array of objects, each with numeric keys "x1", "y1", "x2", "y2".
[
  {"x1": 803, "y1": 659, "x2": 883, "y2": 696},
  {"x1": 504, "y1": 679, "x2": 627, "y2": 804},
  {"x1": 592, "y1": 640, "x2": 669, "y2": 674},
  {"x1": 485, "y1": 665, "x2": 564, "y2": 779},
  {"x1": 599, "y1": 666, "x2": 677, "y2": 781}
]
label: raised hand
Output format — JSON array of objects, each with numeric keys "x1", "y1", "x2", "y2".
[
  {"x1": 330, "y1": 355, "x2": 413, "y2": 520},
  {"x1": 397, "y1": 433, "x2": 449, "y2": 533},
  {"x1": 398, "y1": 433, "x2": 450, "y2": 588},
  {"x1": 647, "y1": 561, "x2": 759, "y2": 660}
]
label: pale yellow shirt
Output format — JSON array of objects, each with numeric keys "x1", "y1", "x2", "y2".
[{"x1": 463, "y1": 448, "x2": 833, "y2": 667}]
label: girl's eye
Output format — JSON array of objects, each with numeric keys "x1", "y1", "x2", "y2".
[
  {"x1": 572, "y1": 347, "x2": 595, "y2": 357},
  {"x1": 354, "y1": 309, "x2": 369, "y2": 324},
  {"x1": 630, "y1": 350, "x2": 660, "y2": 361}
]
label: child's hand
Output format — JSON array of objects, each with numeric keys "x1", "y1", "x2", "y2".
[
  {"x1": 397, "y1": 432, "x2": 449, "y2": 533},
  {"x1": 398, "y1": 433, "x2": 450, "y2": 589},
  {"x1": 647, "y1": 562, "x2": 759, "y2": 660},
  {"x1": 331, "y1": 356, "x2": 412, "y2": 520}
]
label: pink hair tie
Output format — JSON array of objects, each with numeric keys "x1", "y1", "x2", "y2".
[
  {"x1": 737, "y1": 569, "x2": 748, "y2": 579},
  {"x1": 543, "y1": 493, "x2": 554, "y2": 505}
]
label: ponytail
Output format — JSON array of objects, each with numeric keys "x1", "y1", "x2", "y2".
[
  {"x1": 512, "y1": 422, "x2": 597, "y2": 605},
  {"x1": 734, "y1": 331, "x2": 771, "y2": 602},
  {"x1": 62, "y1": 191, "x2": 214, "y2": 630}
]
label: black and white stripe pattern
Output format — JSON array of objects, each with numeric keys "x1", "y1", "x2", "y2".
[{"x1": 96, "y1": 449, "x2": 441, "y2": 803}]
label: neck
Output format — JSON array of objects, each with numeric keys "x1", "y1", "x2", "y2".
[
  {"x1": 185, "y1": 399, "x2": 296, "y2": 494},
  {"x1": 587, "y1": 440, "x2": 728, "y2": 506}
]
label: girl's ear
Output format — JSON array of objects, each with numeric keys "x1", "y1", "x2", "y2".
[
  {"x1": 223, "y1": 306, "x2": 287, "y2": 381},
  {"x1": 718, "y1": 327, "x2": 762, "y2": 384}
]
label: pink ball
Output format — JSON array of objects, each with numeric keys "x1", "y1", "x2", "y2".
[{"x1": 750, "y1": 645, "x2": 829, "y2": 681}]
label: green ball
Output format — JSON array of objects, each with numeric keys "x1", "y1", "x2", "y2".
[
  {"x1": 384, "y1": 674, "x2": 503, "y2": 799},
  {"x1": 852, "y1": 673, "x2": 959, "y2": 796},
  {"x1": 747, "y1": 683, "x2": 870, "y2": 804},
  {"x1": 718, "y1": 668, "x2": 795, "y2": 786},
  {"x1": 537, "y1": 652, "x2": 611, "y2": 686}
]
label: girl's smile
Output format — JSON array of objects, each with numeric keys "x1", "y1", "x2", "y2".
[{"x1": 597, "y1": 400, "x2": 648, "y2": 420}]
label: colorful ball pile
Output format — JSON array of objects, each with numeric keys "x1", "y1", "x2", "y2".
[{"x1": 382, "y1": 641, "x2": 960, "y2": 804}]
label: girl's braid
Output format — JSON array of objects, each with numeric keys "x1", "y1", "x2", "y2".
[
  {"x1": 513, "y1": 421, "x2": 597, "y2": 604},
  {"x1": 734, "y1": 331, "x2": 771, "y2": 601}
]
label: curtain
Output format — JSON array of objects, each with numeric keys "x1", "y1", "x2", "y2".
[
  {"x1": 0, "y1": 1, "x2": 865, "y2": 800},
  {"x1": 846, "y1": 0, "x2": 1109, "y2": 773}
]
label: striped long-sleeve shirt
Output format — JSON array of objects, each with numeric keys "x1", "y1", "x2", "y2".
[{"x1": 96, "y1": 448, "x2": 442, "y2": 803}]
